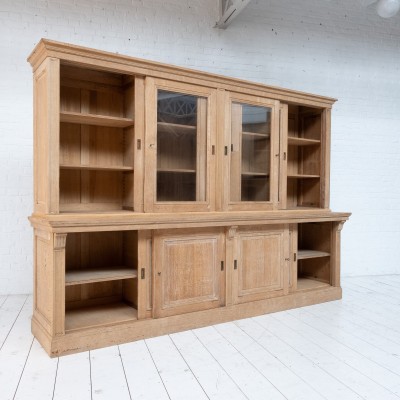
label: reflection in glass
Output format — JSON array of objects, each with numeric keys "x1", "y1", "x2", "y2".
[
  {"x1": 156, "y1": 90, "x2": 207, "y2": 202},
  {"x1": 230, "y1": 103, "x2": 271, "y2": 202}
]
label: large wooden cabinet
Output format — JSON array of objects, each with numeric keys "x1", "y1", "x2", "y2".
[{"x1": 28, "y1": 40, "x2": 350, "y2": 356}]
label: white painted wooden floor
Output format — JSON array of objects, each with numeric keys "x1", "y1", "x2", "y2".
[{"x1": 1, "y1": 275, "x2": 400, "y2": 400}]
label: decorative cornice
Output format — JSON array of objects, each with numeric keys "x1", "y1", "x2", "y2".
[
  {"x1": 29, "y1": 210, "x2": 351, "y2": 232},
  {"x1": 28, "y1": 39, "x2": 337, "y2": 107}
]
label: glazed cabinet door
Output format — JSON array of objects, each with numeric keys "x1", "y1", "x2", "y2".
[
  {"x1": 223, "y1": 92, "x2": 280, "y2": 210},
  {"x1": 144, "y1": 78, "x2": 217, "y2": 212},
  {"x1": 232, "y1": 226, "x2": 289, "y2": 304},
  {"x1": 153, "y1": 228, "x2": 225, "y2": 318}
]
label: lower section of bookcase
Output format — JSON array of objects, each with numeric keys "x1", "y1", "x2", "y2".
[{"x1": 32, "y1": 285, "x2": 342, "y2": 357}]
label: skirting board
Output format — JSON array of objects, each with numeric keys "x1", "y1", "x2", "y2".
[{"x1": 32, "y1": 286, "x2": 342, "y2": 357}]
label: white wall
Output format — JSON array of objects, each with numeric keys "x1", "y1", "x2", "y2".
[{"x1": 0, "y1": 0, "x2": 399, "y2": 294}]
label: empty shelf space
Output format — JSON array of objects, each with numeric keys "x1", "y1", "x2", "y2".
[
  {"x1": 242, "y1": 172, "x2": 269, "y2": 177},
  {"x1": 65, "y1": 303, "x2": 137, "y2": 332},
  {"x1": 297, "y1": 278, "x2": 330, "y2": 291},
  {"x1": 65, "y1": 267, "x2": 138, "y2": 286},
  {"x1": 60, "y1": 163, "x2": 133, "y2": 172},
  {"x1": 60, "y1": 111, "x2": 134, "y2": 128},
  {"x1": 157, "y1": 168, "x2": 196, "y2": 173},
  {"x1": 242, "y1": 131, "x2": 270, "y2": 139},
  {"x1": 288, "y1": 136, "x2": 320, "y2": 146},
  {"x1": 297, "y1": 250, "x2": 330, "y2": 260},
  {"x1": 287, "y1": 174, "x2": 320, "y2": 179},
  {"x1": 157, "y1": 122, "x2": 196, "y2": 134}
]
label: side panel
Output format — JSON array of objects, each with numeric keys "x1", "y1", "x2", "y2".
[{"x1": 33, "y1": 57, "x2": 60, "y2": 213}]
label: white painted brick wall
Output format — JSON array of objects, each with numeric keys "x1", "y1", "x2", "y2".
[{"x1": 0, "y1": 0, "x2": 399, "y2": 294}]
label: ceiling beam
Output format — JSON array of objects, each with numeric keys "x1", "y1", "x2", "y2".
[{"x1": 215, "y1": 0, "x2": 252, "y2": 29}]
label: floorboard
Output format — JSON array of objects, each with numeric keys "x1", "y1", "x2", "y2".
[
  {"x1": 0, "y1": 295, "x2": 8, "y2": 308},
  {"x1": 53, "y1": 352, "x2": 91, "y2": 400},
  {"x1": 272, "y1": 311, "x2": 400, "y2": 400},
  {"x1": 194, "y1": 325, "x2": 287, "y2": 400},
  {"x1": 119, "y1": 340, "x2": 170, "y2": 400},
  {"x1": 0, "y1": 295, "x2": 33, "y2": 400},
  {"x1": 215, "y1": 321, "x2": 324, "y2": 400},
  {"x1": 0, "y1": 294, "x2": 28, "y2": 349},
  {"x1": 2, "y1": 276, "x2": 400, "y2": 400},
  {"x1": 14, "y1": 339, "x2": 58, "y2": 400},
  {"x1": 145, "y1": 335, "x2": 209, "y2": 400},
  {"x1": 239, "y1": 317, "x2": 362, "y2": 400},
  {"x1": 170, "y1": 329, "x2": 248, "y2": 400},
  {"x1": 90, "y1": 346, "x2": 131, "y2": 400}
]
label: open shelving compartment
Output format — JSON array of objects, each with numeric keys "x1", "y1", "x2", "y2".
[
  {"x1": 287, "y1": 105, "x2": 323, "y2": 209},
  {"x1": 64, "y1": 230, "x2": 139, "y2": 332},
  {"x1": 59, "y1": 64, "x2": 135, "y2": 213},
  {"x1": 295, "y1": 222, "x2": 332, "y2": 291}
]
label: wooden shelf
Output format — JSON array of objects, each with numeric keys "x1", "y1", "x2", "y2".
[
  {"x1": 297, "y1": 250, "x2": 330, "y2": 260},
  {"x1": 60, "y1": 164, "x2": 133, "y2": 172},
  {"x1": 65, "y1": 267, "x2": 138, "y2": 286},
  {"x1": 157, "y1": 122, "x2": 196, "y2": 134},
  {"x1": 288, "y1": 174, "x2": 320, "y2": 179},
  {"x1": 242, "y1": 172, "x2": 269, "y2": 177},
  {"x1": 60, "y1": 111, "x2": 134, "y2": 128},
  {"x1": 288, "y1": 136, "x2": 320, "y2": 146},
  {"x1": 65, "y1": 303, "x2": 138, "y2": 332},
  {"x1": 296, "y1": 278, "x2": 330, "y2": 291},
  {"x1": 286, "y1": 206, "x2": 320, "y2": 210},
  {"x1": 157, "y1": 168, "x2": 196, "y2": 173},
  {"x1": 242, "y1": 131, "x2": 270, "y2": 139}
]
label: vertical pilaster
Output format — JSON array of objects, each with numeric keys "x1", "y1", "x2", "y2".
[
  {"x1": 331, "y1": 221, "x2": 345, "y2": 287},
  {"x1": 53, "y1": 233, "x2": 67, "y2": 336}
]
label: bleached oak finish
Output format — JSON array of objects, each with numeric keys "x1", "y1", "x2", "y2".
[
  {"x1": 232, "y1": 225, "x2": 289, "y2": 304},
  {"x1": 28, "y1": 39, "x2": 350, "y2": 356},
  {"x1": 65, "y1": 268, "x2": 138, "y2": 286},
  {"x1": 153, "y1": 228, "x2": 225, "y2": 318}
]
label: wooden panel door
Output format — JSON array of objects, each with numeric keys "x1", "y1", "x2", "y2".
[
  {"x1": 153, "y1": 228, "x2": 225, "y2": 318},
  {"x1": 144, "y1": 78, "x2": 217, "y2": 212},
  {"x1": 233, "y1": 226, "x2": 289, "y2": 304}
]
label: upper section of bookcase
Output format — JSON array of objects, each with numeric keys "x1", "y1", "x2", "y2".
[{"x1": 28, "y1": 39, "x2": 337, "y2": 108}]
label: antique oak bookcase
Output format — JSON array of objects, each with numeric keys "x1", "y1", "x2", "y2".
[{"x1": 28, "y1": 40, "x2": 350, "y2": 356}]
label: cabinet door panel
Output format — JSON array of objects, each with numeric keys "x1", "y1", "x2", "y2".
[
  {"x1": 233, "y1": 227, "x2": 288, "y2": 304},
  {"x1": 145, "y1": 78, "x2": 217, "y2": 212},
  {"x1": 225, "y1": 92, "x2": 280, "y2": 211},
  {"x1": 153, "y1": 229, "x2": 224, "y2": 317}
]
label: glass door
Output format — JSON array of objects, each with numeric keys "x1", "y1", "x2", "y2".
[
  {"x1": 226, "y1": 93, "x2": 279, "y2": 210},
  {"x1": 145, "y1": 79, "x2": 216, "y2": 212}
]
